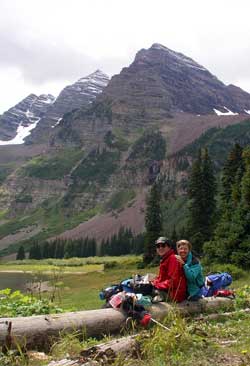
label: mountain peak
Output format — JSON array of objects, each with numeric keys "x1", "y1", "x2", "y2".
[
  {"x1": 136, "y1": 43, "x2": 208, "y2": 73},
  {"x1": 78, "y1": 69, "x2": 109, "y2": 85},
  {"x1": 150, "y1": 43, "x2": 169, "y2": 51},
  {"x1": 103, "y1": 43, "x2": 250, "y2": 116}
]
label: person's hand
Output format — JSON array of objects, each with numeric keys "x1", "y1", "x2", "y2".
[{"x1": 175, "y1": 255, "x2": 185, "y2": 265}]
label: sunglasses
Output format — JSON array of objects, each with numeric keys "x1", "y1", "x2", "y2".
[{"x1": 156, "y1": 243, "x2": 167, "y2": 249}]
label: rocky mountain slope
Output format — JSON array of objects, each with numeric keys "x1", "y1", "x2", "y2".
[
  {"x1": 50, "y1": 43, "x2": 250, "y2": 150},
  {"x1": 100, "y1": 43, "x2": 250, "y2": 120},
  {"x1": 0, "y1": 70, "x2": 109, "y2": 145},
  {"x1": 48, "y1": 69, "x2": 110, "y2": 126},
  {"x1": 25, "y1": 70, "x2": 110, "y2": 143},
  {"x1": 0, "y1": 94, "x2": 55, "y2": 142},
  {"x1": 1, "y1": 43, "x2": 250, "y2": 255}
]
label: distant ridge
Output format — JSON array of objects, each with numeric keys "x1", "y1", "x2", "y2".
[
  {"x1": 0, "y1": 94, "x2": 55, "y2": 143},
  {"x1": 100, "y1": 43, "x2": 250, "y2": 118},
  {"x1": 0, "y1": 70, "x2": 110, "y2": 144}
]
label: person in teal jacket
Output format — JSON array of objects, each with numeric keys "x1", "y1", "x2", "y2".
[{"x1": 175, "y1": 239, "x2": 204, "y2": 300}]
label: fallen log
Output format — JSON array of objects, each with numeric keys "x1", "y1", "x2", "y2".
[
  {"x1": 0, "y1": 297, "x2": 233, "y2": 350},
  {"x1": 194, "y1": 307, "x2": 250, "y2": 321},
  {"x1": 47, "y1": 334, "x2": 139, "y2": 366}
]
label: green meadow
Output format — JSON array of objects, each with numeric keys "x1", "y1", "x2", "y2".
[{"x1": 0, "y1": 255, "x2": 147, "y2": 310}]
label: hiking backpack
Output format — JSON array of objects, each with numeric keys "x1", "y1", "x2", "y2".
[{"x1": 202, "y1": 272, "x2": 232, "y2": 297}]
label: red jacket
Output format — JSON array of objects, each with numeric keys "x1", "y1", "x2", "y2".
[{"x1": 152, "y1": 249, "x2": 187, "y2": 302}]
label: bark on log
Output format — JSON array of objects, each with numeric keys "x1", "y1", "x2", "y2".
[
  {"x1": 47, "y1": 334, "x2": 139, "y2": 366},
  {"x1": 0, "y1": 297, "x2": 233, "y2": 350},
  {"x1": 194, "y1": 307, "x2": 250, "y2": 321}
]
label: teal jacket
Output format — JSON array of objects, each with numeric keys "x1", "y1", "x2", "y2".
[{"x1": 183, "y1": 252, "x2": 204, "y2": 298}]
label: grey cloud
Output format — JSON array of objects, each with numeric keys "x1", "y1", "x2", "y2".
[
  {"x1": 192, "y1": 41, "x2": 250, "y2": 91},
  {"x1": 0, "y1": 28, "x2": 99, "y2": 84}
]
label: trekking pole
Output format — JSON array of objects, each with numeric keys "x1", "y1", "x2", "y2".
[{"x1": 150, "y1": 317, "x2": 170, "y2": 331}]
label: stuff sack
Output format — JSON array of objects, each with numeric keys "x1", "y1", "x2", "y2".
[
  {"x1": 202, "y1": 272, "x2": 232, "y2": 297},
  {"x1": 214, "y1": 289, "x2": 235, "y2": 299},
  {"x1": 121, "y1": 274, "x2": 153, "y2": 296},
  {"x1": 99, "y1": 284, "x2": 122, "y2": 301},
  {"x1": 100, "y1": 274, "x2": 153, "y2": 304}
]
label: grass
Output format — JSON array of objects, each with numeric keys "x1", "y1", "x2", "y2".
[
  {"x1": 0, "y1": 263, "x2": 103, "y2": 273},
  {"x1": 3, "y1": 310, "x2": 250, "y2": 366},
  {"x1": 104, "y1": 189, "x2": 136, "y2": 211},
  {"x1": 0, "y1": 204, "x2": 101, "y2": 256},
  {"x1": 21, "y1": 148, "x2": 84, "y2": 180},
  {"x1": 0, "y1": 256, "x2": 144, "y2": 311},
  {"x1": 1, "y1": 255, "x2": 141, "y2": 266},
  {"x1": 121, "y1": 310, "x2": 250, "y2": 366},
  {"x1": 161, "y1": 195, "x2": 189, "y2": 234},
  {"x1": 1, "y1": 256, "x2": 250, "y2": 366}
]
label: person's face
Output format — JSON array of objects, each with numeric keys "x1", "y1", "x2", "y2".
[
  {"x1": 156, "y1": 242, "x2": 170, "y2": 257},
  {"x1": 177, "y1": 244, "x2": 189, "y2": 260}
]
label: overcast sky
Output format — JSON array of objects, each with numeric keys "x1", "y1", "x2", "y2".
[{"x1": 1, "y1": 0, "x2": 250, "y2": 113}]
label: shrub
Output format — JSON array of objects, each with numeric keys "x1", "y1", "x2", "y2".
[
  {"x1": 104, "y1": 261, "x2": 118, "y2": 270},
  {"x1": 203, "y1": 263, "x2": 246, "y2": 280},
  {"x1": 0, "y1": 288, "x2": 62, "y2": 317}
]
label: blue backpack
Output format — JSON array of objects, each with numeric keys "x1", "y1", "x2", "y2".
[{"x1": 202, "y1": 272, "x2": 232, "y2": 297}]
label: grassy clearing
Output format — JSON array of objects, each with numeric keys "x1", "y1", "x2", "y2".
[
  {"x1": 5, "y1": 306, "x2": 250, "y2": 366},
  {"x1": 0, "y1": 256, "x2": 144, "y2": 311},
  {"x1": 1, "y1": 257, "x2": 250, "y2": 365},
  {"x1": 0, "y1": 204, "x2": 101, "y2": 256},
  {"x1": 118, "y1": 310, "x2": 250, "y2": 366},
  {"x1": 58, "y1": 266, "x2": 150, "y2": 310},
  {"x1": 1, "y1": 255, "x2": 141, "y2": 266},
  {"x1": 21, "y1": 148, "x2": 84, "y2": 180},
  {"x1": 104, "y1": 189, "x2": 136, "y2": 211},
  {"x1": 0, "y1": 263, "x2": 103, "y2": 273}
]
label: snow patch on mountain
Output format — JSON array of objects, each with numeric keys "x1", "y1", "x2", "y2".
[
  {"x1": 75, "y1": 70, "x2": 109, "y2": 96},
  {"x1": 0, "y1": 118, "x2": 40, "y2": 145},
  {"x1": 0, "y1": 94, "x2": 55, "y2": 144},
  {"x1": 51, "y1": 117, "x2": 62, "y2": 128},
  {"x1": 213, "y1": 107, "x2": 239, "y2": 116}
]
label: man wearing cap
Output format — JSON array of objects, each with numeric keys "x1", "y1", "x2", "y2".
[{"x1": 152, "y1": 237, "x2": 187, "y2": 302}]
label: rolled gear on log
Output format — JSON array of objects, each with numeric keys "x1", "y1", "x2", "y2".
[{"x1": 0, "y1": 297, "x2": 233, "y2": 351}]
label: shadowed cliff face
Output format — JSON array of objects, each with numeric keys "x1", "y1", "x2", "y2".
[
  {"x1": 50, "y1": 43, "x2": 250, "y2": 147},
  {"x1": 0, "y1": 94, "x2": 55, "y2": 141},
  {"x1": 100, "y1": 43, "x2": 250, "y2": 119},
  {"x1": 0, "y1": 70, "x2": 110, "y2": 145},
  {"x1": 25, "y1": 70, "x2": 110, "y2": 144}
]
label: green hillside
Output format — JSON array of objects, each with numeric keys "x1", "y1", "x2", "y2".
[{"x1": 178, "y1": 119, "x2": 250, "y2": 169}]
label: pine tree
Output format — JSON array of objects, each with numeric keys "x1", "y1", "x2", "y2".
[
  {"x1": 187, "y1": 149, "x2": 216, "y2": 252},
  {"x1": 204, "y1": 146, "x2": 250, "y2": 268},
  {"x1": 241, "y1": 148, "x2": 250, "y2": 212},
  {"x1": 16, "y1": 245, "x2": 25, "y2": 260},
  {"x1": 201, "y1": 148, "x2": 217, "y2": 240},
  {"x1": 221, "y1": 143, "x2": 244, "y2": 205},
  {"x1": 42, "y1": 241, "x2": 50, "y2": 259},
  {"x1": 171, "y1": 225, "x2": 178, "y2": 246},
  {"x1": 144, "y1": 182, "x2": 162, "y2": 264},
  {"x1": 187, "y1": 149, "x2": 204, "y2": 250}
]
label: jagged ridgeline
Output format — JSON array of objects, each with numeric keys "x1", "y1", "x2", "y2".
[{"x1": 1, "y1": 43, "x2": 250, "y2": 257}]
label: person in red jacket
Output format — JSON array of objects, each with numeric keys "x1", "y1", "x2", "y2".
[{"x1": 152, "y1": 237, "x2": 187, "y2": 302}]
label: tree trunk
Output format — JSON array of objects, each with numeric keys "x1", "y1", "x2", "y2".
[{"x1": 0, "y1": 297, "x2": 233, "y2": 350}]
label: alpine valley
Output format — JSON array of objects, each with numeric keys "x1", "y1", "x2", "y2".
[{"x1": 1, "y1": 43, "x2": 250, "y2": 256}]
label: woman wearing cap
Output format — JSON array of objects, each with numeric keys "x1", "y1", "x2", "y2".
[
  {"x1": 175, "y1": 239, "x2": 204, "y2": 301},
  {"x1": 152, "y1": 237, "x2": 187, "y2": 302}
]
